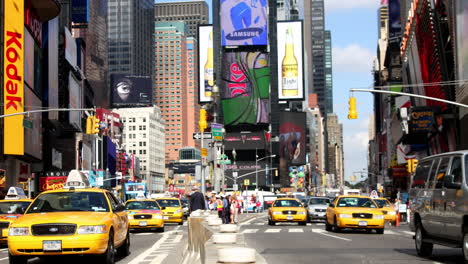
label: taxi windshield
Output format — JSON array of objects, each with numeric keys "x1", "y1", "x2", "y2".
[
  {"x1": 125, "y1": 201, "x2": 160, "y2": 210},
  {"x1": 373, "y1": 199, "x2": 391, "y2": 208},
  {"x1": 0, "y1": 201, "x2": 31, "y2": 214},
  {"x1": 273, "y1": 199, "x2": 302, "y2": 207},
  {"x1": 156, "y1": 199, "x2": 181, "y2": 207},
  {"x1": 26, "y1": 192, "x2": 109, "y2": 213},
  {"x1": 337, "y1": 197, "x2": 377, "y2": 208},
  {"x1": 309, "y1": 198, "x2": 330, "y2": 205}
]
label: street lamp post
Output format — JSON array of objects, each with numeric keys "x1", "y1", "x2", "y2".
[{"x1": 255, "y1": 151, "x2": 276, "y2": 191}]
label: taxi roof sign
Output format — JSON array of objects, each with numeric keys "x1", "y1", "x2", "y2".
[
  {"x1": 5, "y1": 187, "x2": 27, "y2": 200},
  {"x1": 63, "y1": 170, "x2": 90, "y2": 189},
  {"x1": 136, "y1": 192, "x2": 146, "y2": 200}
]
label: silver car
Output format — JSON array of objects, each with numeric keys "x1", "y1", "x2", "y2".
[{"x1": 307, "y1": 197, "x2": 330, "y2": 222}]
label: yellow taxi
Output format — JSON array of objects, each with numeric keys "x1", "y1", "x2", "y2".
[
  {"x1": 125, "y1": 198, "x2": 164, "y2": 232},
  {"x1": 155, "y1": 197, "x2": 183, "y2": 225},
  {"x1": 268, "y1": 198, "x2": 307, "y2": 226},
  {"x1": 8, "y1": 170, "x2": 129, "y2": 264},
  {"x1": 326, "y1": 195, "x2": 385, "y2": 234},
  {"x1": 373, "y1": 198, "x2": 397, "y2": 224},
  {"x1": 0, "y1": 187, "x2": 32, "y2": 244}
]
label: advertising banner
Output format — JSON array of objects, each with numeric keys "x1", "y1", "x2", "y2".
[
  {"x1": 39, "y1": 176, "x2": 68, "y2": 192},
  {"x1": 124, "y1": 183, "x2": 146, "y2": 194},
  {"x1": 48, "y1": 18, "x2": 59, "y2": 120},
  {"x1": 224, "y1": 132, "x2": 266, "y2": 150},
  {"x1": 64, "y1": 27, "x2": 77, "y2": 68},
  {"x1": 198, "y1": 25, "x2": 214, "y2": 103},
  {"x1": 279, "y1": 112, "x2": 306, "y2": 167},
  {"x1": 4, "y1": 0, "x2": 25, "y2": 155},
  {"x1": 409, "y1": 107, "x2": 434, "y2": 134},
  {"x1": 456, "y1": 0, "x2": 468, "y2": 86},
  {"x1": 220, "y1": 0, "x2": 268, "y2": 46},
  {"x1": 111, "y1": 75, "x2": 153, "y2": 106},
  {"x1": 24, "y1": 88, "x2": 42, "y2": 159},
  {"x1": 388, "y1": 0, "x2": 402, "y2": 42},
  {"x1": 220, "y1": 51, "x2": 270, "y2": 126},
  {"x1": 25, "y1": 0, "x2": 42, "y2": 47},
  {"x1": 277, "y1": 21, "x2": 304, "y2": 100},
  {"x1": 69, "y1": 73, "x2": 82, "y2": 130},
  {"x1": 72, "y1": 0, "x2": 90, "y2": 23}
]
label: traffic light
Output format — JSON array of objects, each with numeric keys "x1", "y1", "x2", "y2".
[
  {"x1": 92, "y1": 116, "x2": 100, "y2": 134},
  {"x1": 199, "y1": 109, "x2": 208, "y2": 132},
  {"x1": 86, "y1": 116, "x2": 93, "y2": 134},
  {"x1": 406, "y1": 159, "x2": 418, "y2": 174},
  {"x1": 348, "y1": 97, "x2": 358, "y2": 119}
]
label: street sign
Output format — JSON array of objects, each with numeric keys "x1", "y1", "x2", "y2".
[
  {"x1": 244, "y1": 179, "x2": 250, "y2": 186},
  {"x1": 211, "y1": 123, "x2": 223, "y2": 141},
  {"x1": 219, "y1": 160, "x2": 231, "y2": 165},
  {"x1": 23, "y1": 119, "x2": 33, "y2": 129},
  {"x1": 233, "y1": 184, "x2": 238, "y2": 191},
  {"x1": 201, "y1": 148, "x2": 208, "y2": 157},
  {"x1": 193, "y1": 132, "x2": 212, "y2": 140}
]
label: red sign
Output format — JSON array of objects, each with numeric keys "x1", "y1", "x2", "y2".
[
  {"x1": 391, "y1": 166, "x2": 408, "y2": 178},
  {"x1": 39, "y1": 176, "x2": 67, "y2": 192},
  {"x1": 169, "y1": 184, "x2": 174, "y2": 192},
  {"x1": 25, "y1": 0, "x2": 42, "y2": 47}
]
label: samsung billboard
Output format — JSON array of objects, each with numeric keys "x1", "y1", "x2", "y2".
[
  {"x1": 220, "y1": 0, "x2": 268, "y2": 46},
  {"x1": 277, "y1": 21, "x2": 304, "y2": 100},
  {"x1": 111, "y1": 75, "x2": 153, "y2": 106}
]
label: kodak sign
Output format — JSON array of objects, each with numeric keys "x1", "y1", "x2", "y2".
[{"x1": 3, "y1": 0, "x2": 25, "y2": 155}]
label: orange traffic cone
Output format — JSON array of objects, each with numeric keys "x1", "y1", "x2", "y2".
[{"x1": 395, "y1": 212, "x2": 400, "y2": 227}]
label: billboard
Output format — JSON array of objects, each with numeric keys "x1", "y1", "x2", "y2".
[
  {"x1": 224, "y1": 132, "x2": 266, "y2": 150},
  {"x1": 69, "y1": 73, "x2": 82, "y2": 130},
  {"x1": 456, "y1": 0, "x2": 468, "y2": 86},
  {"x1": 220, "y1": 51, "x2": 270, "y2": 126},
  {"x1": 124, "y1": 183, "x2": 146, "y2": 194},
  {"x1": 111, "y1": 75, "x2": 153, "y2": 106},
  {"x1": 64, "y1": 27, "x2": 77, "y2": 68},
  {"x1": 277, "y1": 21, "x2": 304, "y2": 100},
  {"x1": 39, "y1": 176, "x2": 68, "y2": 192},
  {"x1": 279, "y1": 112, "x2": 306, "y2": 168},
  {"x1": 220, "y1": 0, "x2": 268, "y2": 46},
  {"x1": 24, "y1": 88, "x2": 42, "y2": 159},
  {"x1": 48, "y1": 18, "x2": 59, "y2": 120},
  {"x1": 388, "y1": 0, "x2": 402, "y2": 42},
  {"x1": 4, "y1": 0, "x2": 25, "y2": 155},
  {"x1": 72, "y1": 0, "x2": 90, "y2": 23},
  {"x1": 198, "y1": 25, "x2": 214, "y2": 103}
]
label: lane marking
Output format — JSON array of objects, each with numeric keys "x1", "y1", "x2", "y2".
[
  {"x1": 0, "y1": 249, "x2": 7, "y2": 252},
  {"x1": 316, "y1": 223, "x2": 325, "y2": 226},
  {"x1": 289, "y1": 228, "x2": 304, "y2": 233},
  {"x1": 242, "y1": 214, "x2": 265, "y2": 226},
  {"x1": 136, "y1": 233, "x2": 154, "y2": 236},
  {"x1": 311, "y1": 229, "x2": 352, "y2": 241},
  {"x1": 307, "y1": 223, "x2": 312, "y2": 226},
  {"x1": 265, "y1": 229, "x2": 281, "y2": 233},
  {"x1": 255, "y1": 223, "x2": 265, "y2": 226},
  {"x1": 242, "y1": 229, "x2": 259, "y2": 234},
  {"x1": 150, "y1": 253, "x2": 169, "y2": 264},
  {"x1": 128, "y1": 233, "x2": 182, "y2": 264},
  {"x1": 402, "y1": 231, "x2": 413, "y2": 236},
  {"x1": 0, "y1": 257, "x2": 7, "y2": 261},
  {"x1": 385, "y1": 230, "x2": 398, "y2": 235}
]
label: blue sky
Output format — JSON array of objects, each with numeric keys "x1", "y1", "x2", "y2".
[{"x1": 155, "y1": 0, "x2": 379, "y2": 182}]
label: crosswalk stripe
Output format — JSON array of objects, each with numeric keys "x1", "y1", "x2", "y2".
[
  {"x1": 315, "y1": 223, "x2": 325, "y2": 226},
  {"x1": 242, "y1": 229, "x2": 259, "y2": 234},
  {"x1": 385, "y1": 230, "x2": 398, "y2": 235},
  {"x1": 265, "y1": 229, "x2": 281, "y2": 233},
  {"x1": 289, "y1": 228, "x2": 304, "y2": 233},
  {"x1": 255, "y1": 222, "x2": 265, "y2": 226},
  {"x1": 136, "y1": 233, "x2": 154, "y2": 236},
  {"x1": 402, "y1": 231, "x2": 413, "y2": 236},
  {"x1": 306, "y1": 223, "x2": 312, "y2": 226}
]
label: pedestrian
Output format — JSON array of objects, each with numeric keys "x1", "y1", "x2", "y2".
[
  {"x1": 216, "y1": 195, "x2": 223, "y2": 219},
  {"x1": 222, "y1": 195, "x2": 231, "y2": 224},
  {"x1": 230, "y1": 195, "x2": 239, "y2": 224},
  {"x1": 189, "y1": 187, "x2": 206, "y2": 213}
]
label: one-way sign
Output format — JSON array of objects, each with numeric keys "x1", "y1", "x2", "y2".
[{"x1": 193, "y1": 133, "x2": 212, "y2": 140}]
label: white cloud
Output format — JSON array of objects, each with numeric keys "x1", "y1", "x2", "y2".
[
  {"x1": 325, "y1": 0, "x2": 379, "y2": 12},
  {"x1": 332, "y1": 45, "x2": 374, "y2": 74},
  {"x1": 343, "y1": 130, "x2": 369, "y2": 178}
]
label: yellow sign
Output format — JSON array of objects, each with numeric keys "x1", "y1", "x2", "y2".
[
  {"x1": 4, "y1": 0, "x2": 25, "y2": 155},
  {"x1": 244, "y1": 179, "x2": 250, "y2": 186},
  {"x1": 201, "y1": 148, "x2": 208, "y2": 157}
]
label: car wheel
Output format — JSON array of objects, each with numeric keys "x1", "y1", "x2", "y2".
[
  {"x1": 325, "y1": 219, "x2": 332, "y2": 231},
  {"x1": 8, "y1": 253, "x2": 28, "y2": 264},
  {"x1": 376, "y1": 228, "x2": 384, "y2": 234},
  {"x1": 117, "y1": 231, "x2": 131, "y2": 257},
  {"x1": 415, "y1": 223, "x2": 433, "y2": 257},
  {"x1": 178, "y1": 221, "x2": 183, "y2": 226},
  {"x1": 333, "y1": 217, "x2": 341, "y2": 233},
  {"x1": 462, "y1": 230, "x2": 468, "y2": 263},
  {"x1": 299, "y1": 221, "x2": 307, "y2": 226},
  {"x1": 99, "y1": 231, "x2": 115, "y2": 264},
  {"x1": 157, "y1": 226, "x2": 165, "y2": 233}
]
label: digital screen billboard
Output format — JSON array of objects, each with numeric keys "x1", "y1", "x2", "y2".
[
  {"x1": 389, "y1": 0, "x2": 402, "y2": 41},
  {"x1": 125, "y1": 183, "x2": 146, "y2": 194},
  {"x1": 220, "y1": 51, "x2": 270, "y2": 126},
  {"x1": 71, "y1": 0, "x2": 89, "y2": 23},
  {"x1": 277, "y1": 21, "x2": 304, "y2": 100},
  {"x1": 279, "y1": 111, "x2": 306, "y2": 168},
  {"x1": 198, "y1": 25, "x2": 214, "y2": 103},
  {"x1": 69, "y1": 73, "x2": 82, "y2": 130},
  {"x1": 224, "y1": 132, "x2": 266, "y2": 150},
  {"x1": 111, "y1": 75, "x2": 153, "y2": 106},
  {"x1": 220, "y1": 0, "x2": 268, "y2": 46},
  {"x1": 48, "y1": 18, "x2": 59, "y2": 120}
]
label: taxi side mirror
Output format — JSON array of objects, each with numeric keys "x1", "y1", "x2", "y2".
[
  {"x1": 161, "y1": 206, "x2": 166, "y2": 210},
  {"x1": 329, "y1": 203, "x2": 335, "y2": 208},
  {"x1": 114, "y1": 204, "x2": 125, "y2": 212}
]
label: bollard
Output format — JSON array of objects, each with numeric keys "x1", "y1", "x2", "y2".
[
  {"x1": 212, "y1": 233, "x2": 237, "y2": 244},
  {"x1": 395, "y1": 212, "x2": 400, "y2": 227},
  {"x1": 218, "y1": 247, "x2": 256, "y2": 263},
  {"x1": 219, "y1": 224, "x2": 238, "y2": 233},
  {"x1": 208, "y1": 218, "x2": 223, "y2": 226}
]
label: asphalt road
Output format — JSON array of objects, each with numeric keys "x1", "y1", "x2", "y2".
[
  {"x1": 0, "y1": 223, "x2": 187, "y2": 264},
  {"x1": 242, "y1": 213, "x2": 465, "y2": 264}
]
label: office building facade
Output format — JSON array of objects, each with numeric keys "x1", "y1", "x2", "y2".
[{"x1": 324, "y1": 30, "x2": 333, "y2": 114}]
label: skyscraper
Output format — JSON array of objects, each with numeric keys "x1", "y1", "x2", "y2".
[
  {"x1": 310, "y1": 0, "x2": 327, "y2": 116},
  {"x1": 324, "y1": 30, "x2": 333, "y2": 113},
  {"x1": 154, "y1": 0, "x2": 209, "y2": 37},
  {"x1": 108, "y1": 0, "x2": 154, "y2": 76},
  {"x1": 154, "y1": 22, "x2": 198, "y2": 163}
]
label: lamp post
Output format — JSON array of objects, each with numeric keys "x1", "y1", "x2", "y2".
[
  {"x1": 255, "y1": 153, "x2": 276, "y2": 191},
  {"x1": 232, "y1": 149, "x2": 237, "y2": 189}
]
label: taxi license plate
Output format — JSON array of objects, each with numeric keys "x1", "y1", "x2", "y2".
[
  {"x1": 287, "y1": 216, "x2": 294, "y2": 220},
  {"x1": 358, "y1": 221, "x2": 368, "y2": 226},
  {"x1": 164, "y1": 216, "x2": 169, "y2": 220},
  {"x1": 43, "y1": 240, "x2": 61, "y2": 251},
  {"x1": 139, "y1": 221, "x2": 147, "y2": 226}
]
